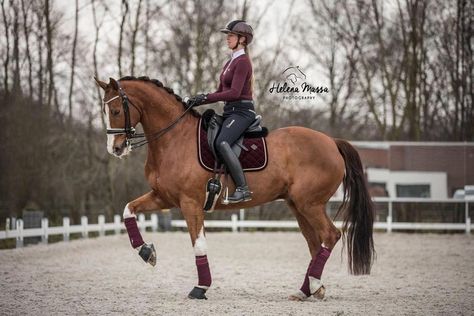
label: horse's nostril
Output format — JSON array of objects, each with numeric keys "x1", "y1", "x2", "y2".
[{"x1": 113, "y1": 145, "x2": 121, "y2": 154}]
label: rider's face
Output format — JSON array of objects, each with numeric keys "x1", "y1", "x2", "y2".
[{"x1": 226, "y1": 33, "x2": 241, "y2": 50}]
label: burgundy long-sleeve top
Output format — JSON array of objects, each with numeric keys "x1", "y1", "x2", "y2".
[{"x1": 205, "y1": 51, "x2": 253, "y2": 103}]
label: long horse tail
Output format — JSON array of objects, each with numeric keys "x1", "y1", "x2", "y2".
[{"x1": 334, "y1": 138, "x2": 375, "y2": 275}]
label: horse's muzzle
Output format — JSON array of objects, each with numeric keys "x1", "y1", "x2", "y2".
[{"x1": 113, "y1": 140, "x2": 127, "y2": 156}]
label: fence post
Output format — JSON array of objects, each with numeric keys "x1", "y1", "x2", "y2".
[
  {"x1": 81, "y1": 216, "x2": 88, "y2": 239},
  {"x1": 63, "y1": 217, "x2": 70, "y2": 242},
  {"x1": 138, "y1": 214, "x2": 145, "y2": 233},
  {"x1": 151, "y1": 214, "x2": 158, "y2": 232},
  {"x1": 16, "y1": 219, "x2": 23, "y2": 248},
  {"x1": 239, "y1": 209, "x2": 245, "y2": 232},
  {"x1": 387, "y1": 200, "x2": 393, "y2": 233},
  {"x1": 41, "y1": 218, "x2": 49, "y2": 244},
  {"x1": 11, "y1": 217, "x2": 16, "y2": 230},
  {"x1": 231, "y1": 214, "x2": 238, "y2": 233},
  {"x1": 98, "y1": 215, "x2": 105, "y2": 237},
  {"x1": 466, "y1": 201, "x2": 471, "y2": 234},
  {"x1": 114, "y1": 215, "x2": 121, "y2": 234},
  {"x1": 5, "y1": 218, "x2": 10, "y2": 238}
]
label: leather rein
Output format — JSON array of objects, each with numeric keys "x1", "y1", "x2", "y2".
[{"x1": 103, "y1": 81, "x2": 194, "y2": 149}]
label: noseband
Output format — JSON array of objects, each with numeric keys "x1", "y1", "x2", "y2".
[
  {"x1": 104, "y1": 83, "x2": 142, "y2": 141},
  {"x1": 103, "y1": 80, "x2": 194, "y2": 149}
]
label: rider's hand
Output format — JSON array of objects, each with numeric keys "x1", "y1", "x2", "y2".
[{"x1": 186, "y1": 94, "x2": 208, "y2": 108}]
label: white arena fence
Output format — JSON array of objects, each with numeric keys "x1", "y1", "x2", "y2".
[{"x1": 1, "y1": 198, "x2": 472, "y2": 248}]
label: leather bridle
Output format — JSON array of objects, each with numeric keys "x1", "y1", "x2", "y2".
[{"x1": 103, "y1": 81, "x2": 194, "y2": 149}]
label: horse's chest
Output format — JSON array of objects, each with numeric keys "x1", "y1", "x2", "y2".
[
  {"x1": 145, "y1": 169, "x2": 160, "y2": 190},
  {"x1": 145, "y1": 167, "x2": 171, "y2": 193}
]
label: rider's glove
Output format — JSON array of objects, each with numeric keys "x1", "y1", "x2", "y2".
[{"x1": 186, "y1": 94, "x2": 208, "y2": 108}]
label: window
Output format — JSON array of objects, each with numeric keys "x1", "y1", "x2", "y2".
[
  {"x1": 396, "y1": 184, "x2": 431, "y2": 198},
  {"x1": 369, "y1": 182, "x2": 387, "y2": 190},
  {"x1": 369, "y1": 182, "x2": 388, "y2": 197}
]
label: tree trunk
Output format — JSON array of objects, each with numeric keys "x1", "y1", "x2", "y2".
[
  {"x1": 463, "y1": 0, "x2": 474, "y2": 140},
  {"x1": 11, "y1": 0, "x2": 20, "y2": 94},
  {"x1": 35, "y1": 2, "x2": 44, "y2": 104},
  {"x1": 68, "y1": 0, "x2": 79, "y2": 121},
  {"x1": 118, "y1": 0, "x2": 129, "y2": 78},
  {"x1": 130, "y1": 0, "x2": 142, "y2": 76},
  {"x1": 44, "y1": 0, "x2": 55, "y2": 110},
  {"x1": 1, "y1": 0, "x2": 11, "y2": 95},
  {"x1": 91, "y1": 0, "x2": 115, "y2": 217},
  {"x1": 21, "y1": 0, "x2": 33, "y2": 99},
  {"x1": 458, "y1": 0, "x2": 473, "y2": 140},
  {"x1": 144, "y1": 0, "x2": 150, "y2": 71}
]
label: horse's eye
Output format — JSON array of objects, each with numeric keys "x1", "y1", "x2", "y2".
[{"x1": 111, "y1": 109, "x2": 120, "y2": 116}]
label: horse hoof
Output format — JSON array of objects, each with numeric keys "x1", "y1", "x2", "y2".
[
  {"x1": 138, "y1": 243, "x2": 157, "y2": 267},
  {"x1": 288, "y1": 290, "x2": 308, "y2": 301},
  {"x1": 313, "y1": 285, "x2": 326, "y2": 300},
  {"x1": 188, "y1": 287, "x2": 208, "y2": 300}
]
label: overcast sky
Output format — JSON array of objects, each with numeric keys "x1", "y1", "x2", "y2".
[{"x1": 54, "y1": 0, "x2": 326, "y2": 90}]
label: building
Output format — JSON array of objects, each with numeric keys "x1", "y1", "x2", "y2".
[{"x1": 349, "y1": 142, "x2": 474, "y2": 199}]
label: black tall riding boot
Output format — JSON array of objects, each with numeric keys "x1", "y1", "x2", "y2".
[{"x1": 217, "y1": 141, "x2": 252, "y2": 203}]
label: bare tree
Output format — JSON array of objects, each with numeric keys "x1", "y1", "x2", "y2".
[
  {"x1": 91, "y1": 0, "x2": 105, "y2": 127},
  {"x1": 11, "y1": 0, "x2": 20, "y2": 94},
  {"x1": 449, "y1": 0, "x2": 472, "y2": 140},
  {"x1": 20, "y1": 0, "x2": 33, "y2": 99},
  {"x1": 91, "y1": 0, "x2": 118, "y2": 218},
  {"x1": 304, "y1": 0, "x2": 473, "y2": 141},
  {"x1": 33, "y1": 1, "x2": 44, "y2": 104},
  {"x1": 1, "y1": 0, "x2": 11, "y2": 95},
  {"x1": 68, "y1": 0, "x2": 79, "y2": 121},
  {"x1": 417, "y1": 0, "x2": 472, "y2": 141},
  {"x1": 250, "y1": 0, "x2": 301, "y2": 130},
  {"x1": 460, "y1": 0, "x2": 473, "y2": 140},
  {"x1": 118, "y1": 0, "x2": 129, "y2": 77},
  {"x1": 44, "y1": 0, "x2": 57, "y2": 115},
  {"x1": 144, "y1": 0, "x2": 150, "y2": 70},
  {"x1": 291, "y1": 0, "x2": 361, "y2": 137},
  {"x1": 130, "y1": 0, "x2": 143, "y2": 76}
]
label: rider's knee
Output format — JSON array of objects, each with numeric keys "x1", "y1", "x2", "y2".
[{"x1": 217, "y1": 140, "x2": 230, "y2": 152}]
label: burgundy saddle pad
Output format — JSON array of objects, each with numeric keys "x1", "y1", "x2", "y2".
[{"x1": 197, "y1": 117, "x2": 268, "y2": 172}]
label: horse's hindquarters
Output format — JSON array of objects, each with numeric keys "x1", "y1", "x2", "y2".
[{"x1": 213, "y1": 127, "x2": 345, "y2": 211}]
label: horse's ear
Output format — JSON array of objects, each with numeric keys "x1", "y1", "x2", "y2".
[
  {"x1": 109, "y1": 77, "x2": 119, "y2": 90},
  {"x1": 94, "y1": 77, "x2": 108, "y2": 91}
]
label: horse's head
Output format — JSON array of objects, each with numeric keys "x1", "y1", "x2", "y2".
[{"x1": 95, "y1": 77, "x2": 141, "y2": 158}]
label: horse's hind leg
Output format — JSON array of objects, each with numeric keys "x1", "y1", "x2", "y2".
[
  {"x1": 304, "y1": 204, "x2": 341, "y2": 298},
  {"x1": 288, "y1": 200, "x2": 341, "y2": 301},
  {"x1": 287, "y1": 199, "x2": 320, "y2": 301}
]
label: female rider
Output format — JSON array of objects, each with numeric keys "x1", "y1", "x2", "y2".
[{"x1": 188, "y1": 20, "x2": 255, "y2": 204}]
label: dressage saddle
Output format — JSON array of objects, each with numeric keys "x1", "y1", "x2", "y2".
[
  {"x1": 201, "y1": 109, "x2": 268, "y2": 161},
  {"x1": 200, "y1": 109, "x2": 268, "y2": 211}
]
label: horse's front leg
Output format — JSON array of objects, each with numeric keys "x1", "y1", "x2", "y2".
[
  {"x1": 123, "y1": 190, "x2": 167, "y2": 266},
  {"x1": 182, "y1": 203, "x2": 212, "y2": 300}
]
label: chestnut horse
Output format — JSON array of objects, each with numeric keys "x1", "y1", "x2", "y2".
[{"x1": 95, "y1": 76, "x2": 374, "y2": 301}]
